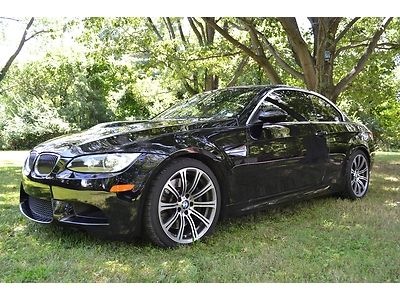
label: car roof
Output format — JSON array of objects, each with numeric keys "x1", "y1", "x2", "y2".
[{"x1": 213, "y1": 84, "x2": 303, "y2": 94}]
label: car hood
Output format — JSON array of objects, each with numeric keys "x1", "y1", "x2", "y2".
[{"x1": 33, "y1": 118, "x2": 235, "y2": 157}]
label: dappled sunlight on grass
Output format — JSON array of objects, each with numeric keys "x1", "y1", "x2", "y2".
[
  {"x1": 384, "y1": 201, "x2": 399, "y2": 208},
  {"x1": 2, "y1": 184, "x2": 19, "y2": 189},
  {"x1": 0, "y1": 161, "x2": 23, "y2": 167},
  {"x1": 104, "y1": 260, "x2": 131, "y2": 273},
  {"x1": 0, "y1": 192, "x2": 19, "y2": 201},
  {"x1": 0, "y1": 151, "x2": 399, "y2": 282},
  {"x1": 382, "y1": 186, "x2": 400, "y2": 193},
  {"x1": 384, "y1": 176, "x2": 399, "y2": 182}
]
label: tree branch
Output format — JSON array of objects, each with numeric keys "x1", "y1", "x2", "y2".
[
  {"x1": 308, "y1": 17, "x2": 319, "y2": 59},
  {"x1": 188, "y1": 17, "x2": 204, "y2": 46},
  {"x1": 163, "y1": 17, "x2": 175, "y2": 40},
  {"x1": 146, "y1": 17, "x2": 163, "y2": 41},
  {"x1": 238, "y1": 18, "x2": 264, "y2": 57},
  {"x1": 228, "y1": 20, "x2": 248, "y2": 31},
  {"x1": 202, "y1": 17, "x2": 282, "y2": 84},
  {"x1": 334, "y1": 17, "x2": 360, "y2": 44},
  {"x1": 0, "y1": 17, "x2": 34, "y2": 83},
  {"x1": 333, "y1": 17, "x2": 393, "y2": 99},
  {"x1": 227, "y1": 55, "x2": 249, "y2": 87},
  {"x1": 25, "y1": 29, "x2": 52, "y2": 42},
  {"x1": 335, "y1": 42, "x2": 400, "y2": 57},
  {"x1": 192, "y1": 18, "x2": 207, "y2": 42},
  {"x1": 239, "y1": 18, "x2": 304, "y2": 81},
  {"x1": 177, "y1": 51, "x2": 242, "y2": 62},
  {"x1": 201, "y1": 18, "x2": 256, "y2": 59},
  {"x1": 0, "y1": 17, "x2": 22, "y2": 22},
  {"x1": 277, "y1": 17, "x2": 317, "y2": 90},
  {"x1": 182, "y1": 78, "x2": 198, "y2": 96},
  {"x1": 0, "y1": 83, "x2": 18, "y2": 94},
  {"x1": 176, "y1": 19, "x2": 187, "y2": 44},
  {"x1": 376, "y1": 42, "x2": 400, "y2": 50}
]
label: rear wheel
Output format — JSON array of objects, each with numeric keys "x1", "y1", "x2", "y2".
[
  {"x1": 341, "y1": 150, "x2": 370, "y2": 199},
  {"x1": 143, "y1": 158, "x2": 221, "y2": 247}
]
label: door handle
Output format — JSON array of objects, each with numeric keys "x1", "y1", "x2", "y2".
[{"x1": 315, "y1": 130, "x2": 328, "y2": 136}]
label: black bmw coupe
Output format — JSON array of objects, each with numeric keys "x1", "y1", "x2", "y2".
[{"x1": 20, "y1": 85, "x2": 375, "y2": 247}]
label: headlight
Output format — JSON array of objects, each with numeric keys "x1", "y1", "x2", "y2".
[
  {"x1": 22, "y1": 151, "x2": 37, "y2": 175},
  {"x1": 66, "y1": 153, "x2": 141, "y2": 173}
]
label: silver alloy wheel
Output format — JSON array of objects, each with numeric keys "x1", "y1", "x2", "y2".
[
  {"x1": 158, "y1": 167, "x2": 217, "y2": 244},
  {"x1": 350, "y1": 154, "x2": 369, "y2": 197}
]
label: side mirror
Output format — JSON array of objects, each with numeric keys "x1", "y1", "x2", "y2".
[{"x1": 258, "y1": 109, "x2": 288, "y2": 123}]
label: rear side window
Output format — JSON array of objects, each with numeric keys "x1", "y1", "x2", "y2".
[
  {"x1": 270, "y1": 90, "x2": 341, "y2": 122},
  {"x1": 268, "y1": 90, "x2": 314, "y2": 121},
  {"x1": 308, "y1": 94, "x2": 342, "y2": 122}
]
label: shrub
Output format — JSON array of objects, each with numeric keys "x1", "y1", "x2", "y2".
[{"x1": 0, "y1": 98, "x2": 73, "y2": 150}]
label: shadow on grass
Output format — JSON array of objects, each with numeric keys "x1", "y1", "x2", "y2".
[
  {"x1": 3, "y1": 157, "x2": 398, "y2": 249},
  {"x1": 0, "y1": 167, "x2": 21, "y2": 191},
  {"x1": 1, "y1": 154, "x2": 399, "y2": 282}
]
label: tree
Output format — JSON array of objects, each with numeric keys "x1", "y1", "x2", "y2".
[
  {"x1": 202, "y1": 17, "x2": 399, "y2": 102},
  {"x1": 0, "y1": 17, "x2": 51, "y2": 84},
  {"x1": 0, "y1": 17, "x2": 399, "y2": 150},
  {"x1": 79, "y1": 17, "x2": 248, "y2": 97}
]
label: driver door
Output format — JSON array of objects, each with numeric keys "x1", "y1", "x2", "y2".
[{"x1": 231, "y1": 97, "x2": 327, "y2": 204}]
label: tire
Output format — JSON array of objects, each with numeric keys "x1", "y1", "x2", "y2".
[
  {"x1": 341, "y1": 149, "x2": 370, "y2": 200},
  {"x1": 143, "y1": 158, "x2": 221, "y2": 247}
]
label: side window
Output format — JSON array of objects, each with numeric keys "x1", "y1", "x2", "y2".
[
  {"x1": 308, "y1": 94, "x2": 342, "y2": 122},
  {"x1": 271, "y1": 90, "x2": 341, "y2": 122},
  {"x1": 269, "y1": 90, "x2": 313, "y2": 121}
]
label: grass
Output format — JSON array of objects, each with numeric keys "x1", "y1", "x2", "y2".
[{"x1": 0, "y1": 151, "x2": 399, "y2": 282}]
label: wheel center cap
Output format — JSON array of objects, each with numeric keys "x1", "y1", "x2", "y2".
[{"x1": 182, "y1": 200, "x2": 189, "y2": 210}]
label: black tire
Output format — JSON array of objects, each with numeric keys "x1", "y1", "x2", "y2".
[
  {"x1": 143, "y1": 158, "x2": 221, "y2": 247},
  {"x1": 341, "y1": 149, "x2": 370, "y2": 200}
]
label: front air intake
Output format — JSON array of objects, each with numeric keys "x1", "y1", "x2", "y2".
[{"x1": 28, "y1": 196, "x2": 53, "y2": 222}]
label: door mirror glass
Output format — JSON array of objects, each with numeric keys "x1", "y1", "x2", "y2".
[{"x1": 258, "y1": 109, "x2": 288, "y2": 123}]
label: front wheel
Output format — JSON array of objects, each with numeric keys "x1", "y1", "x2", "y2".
[
  {"x1": 143, "y1": 158, "x2": 221, "y2": 247},
  {"x1": 341, "y1": 150, "x2": 370, "y2": 199}
]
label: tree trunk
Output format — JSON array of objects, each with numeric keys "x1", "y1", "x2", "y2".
[
  {"x1": 205, "y1": 17, "x2": 393, "y2": 102},
  {"x1": 204, "y1": 18, "x2": 219, "y2": 91},
  {"x1": 278, "y1": 18, "x2": 317, "y2": 90},
  {"x1": 313, "y1": 18, "x2": 340, "y2": 102}
]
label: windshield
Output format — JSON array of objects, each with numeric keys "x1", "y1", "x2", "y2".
[{"x1": 155, "y1": 87, "x2": 263, "y2": 120}]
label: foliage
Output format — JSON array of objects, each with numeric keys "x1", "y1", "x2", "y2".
[
  {"x1": 0, "y1": 97, "x2": 72, "y2": 150},
  {"x1": 0, "y1": 52, "x2": 166, "y2": 149},
  {"x1": 0, "y1": 17, "x2": 399, "y2": 150},
  {"x1": 76, "y1": 17, "x2": 400, "y2": 149},
  {"x1": 0, "y1": 17, "x2": 57, "y2": 84},
  {"x1": 79, "y1": 17, "x2": 248, "y2": 97},
  {"x1": 112, "y1": 86, "x2": 150, "y2": 120},
  {"x1": 203, "y1": 17, "x2": 399, "y2": 103},
  {"x1": 337, "y1": 51, "x2": 400, "y2": 150}
]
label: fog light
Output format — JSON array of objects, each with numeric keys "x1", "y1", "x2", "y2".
[{"x1": 53, "y1": 200, "x2": 74, "y2": 216}]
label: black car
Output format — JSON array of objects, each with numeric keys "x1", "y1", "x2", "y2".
[{"x1": 20, "y1": 85, "x2": 375, "y2": 247}]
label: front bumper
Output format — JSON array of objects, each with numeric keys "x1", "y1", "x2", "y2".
[{"x1": 20, "y1": 174, "x2": 142, "y2": 238}]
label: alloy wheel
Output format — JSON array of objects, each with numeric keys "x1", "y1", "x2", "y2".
[
  {"x1": 350, "y1": 154, "x2": 369, "y2": 197},
  {"x1": 158, "y1": 167, "x2": 217, "y2": 244}
]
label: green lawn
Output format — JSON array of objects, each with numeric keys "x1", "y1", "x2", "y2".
[{"x1": 0, "y1": 151, "x2": 399, "y2": 282}]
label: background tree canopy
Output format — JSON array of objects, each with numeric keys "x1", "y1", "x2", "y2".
[{"x1": 0, "y1": 17, "x2": 399, "y2": 150}]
